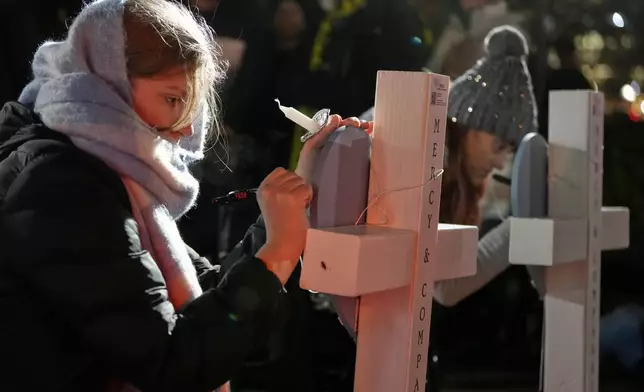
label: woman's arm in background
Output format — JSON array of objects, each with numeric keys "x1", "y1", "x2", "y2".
[{"x1": 434, "y1": 219, "x2": 511, "y2": 306}]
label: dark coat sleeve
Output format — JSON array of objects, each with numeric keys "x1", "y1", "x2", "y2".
[
  {"x1": 221, "y1": 215, "x2": 267, "y2": 273},
  {"x1": 185, "y1": 244, "x2": 221, "y2": 290},
  {"x1": 1, "y1": 149, "x2": 284, "y2": 392},
  {"x1": 185, "y1": 214, "x2": 269, "y2": 292}
]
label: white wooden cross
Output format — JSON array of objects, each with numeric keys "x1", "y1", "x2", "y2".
[
  {"x1": 509, "y1": 90, "x2": 630, "y2": 392},
  {"x1": 298, "y1": 71, "x2": 479, "y2": 392}
]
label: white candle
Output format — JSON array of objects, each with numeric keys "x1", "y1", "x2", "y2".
[{"x1": 275, "y1": 99, "x2": 319, "y2": 133}]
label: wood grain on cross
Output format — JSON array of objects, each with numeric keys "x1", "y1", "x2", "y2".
[
  {"x1": 300, "y1": 71, "x2": 478, "y2": 392},
  {"x1": 509, "y1": 91, "x2": 630, "y2": 392}
]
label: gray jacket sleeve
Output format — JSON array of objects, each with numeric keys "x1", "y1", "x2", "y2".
[{"x1": 434, "y1": 219, "x2": 511, "y2": 307}]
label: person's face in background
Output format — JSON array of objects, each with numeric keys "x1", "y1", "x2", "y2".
[
  {"x1": 130, "y1": 67, "x2": 195, "y2": 144},
  {"x1": 274, "y1": 0, "x2": 305, "y2": 48},
  {"x1": 462, "y1": 129, "x2": 511, "y2": 185}
]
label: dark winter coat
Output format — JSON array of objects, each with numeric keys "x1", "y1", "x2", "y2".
[{"x1": 0, "y1": 102, "x2": 285, "y2": 392}]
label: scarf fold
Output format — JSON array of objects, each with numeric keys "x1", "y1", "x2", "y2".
[
  {"x1": 17, "y1": 0, "x2": 226, "y2": 390},
  {"x1": 122, "y1": 177, "x2": 202, "y2": 307}
]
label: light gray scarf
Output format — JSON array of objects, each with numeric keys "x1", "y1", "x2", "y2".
[{"x1": 19, "y1": 0, "x2": 208, "y2": 217}]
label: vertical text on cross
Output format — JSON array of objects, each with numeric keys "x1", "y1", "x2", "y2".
[{"x1": 412, "y1": 115, "x2": 442, "y2": 392}]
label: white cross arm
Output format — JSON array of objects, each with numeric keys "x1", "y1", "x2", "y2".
[
  {"x1": 436, "y1": 223, "x2": 478, "y2": 280},
  {"x1": 300, "y1": 223, "x2": 478, "y2": 296},
  {"x1": 508, "y1": 206, "x2": 629, "y2": 266}
]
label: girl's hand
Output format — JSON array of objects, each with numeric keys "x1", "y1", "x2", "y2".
[{"x1": 255, "y1": 167, "x2": 312, "y2": 284}]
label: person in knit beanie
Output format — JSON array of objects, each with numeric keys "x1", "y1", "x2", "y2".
[
  {"x1": 360, "y1": 25, "x2": 538, "y2": 307},
  {"x1": 435, "y1": 25, "x2": 538, "y2": 306},
  {"x1": 448, "y1": 24, "x2": 538, "y2": 148},
  {"x1": 429, "y1": 27, "x2": 539, "y2": 387}
]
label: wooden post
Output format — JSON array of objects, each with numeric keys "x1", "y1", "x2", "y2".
[
  {"x1": 300, "y1": 71, "x2": 478, "y2": 392},
  {"x1": 509, "y1": 90, "x2": 630, "y2": 392}
]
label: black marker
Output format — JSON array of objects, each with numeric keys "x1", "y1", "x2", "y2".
[
  {"x1": 492, "y1": 173, "x2": 511, "y2": 186},
  {"x1": 212, "y1": 188, "x2": 258, "y2": 205}
]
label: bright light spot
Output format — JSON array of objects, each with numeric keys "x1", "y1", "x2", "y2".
[
  {"x1": 640, "y1": 100, "x2": 644, "y2": 114},
  {"x1": 581, "y1": 31, "x2": 604, "y2": 50},
  {"x1": 621, "y1": 84, "x2": 636, "y2": 102},
  {"x1": 628, "y1": 108, "x2": 639, "y2": 122},
  {"x1": 612, "y1": 13, "x2": 625, "y2": 28}
]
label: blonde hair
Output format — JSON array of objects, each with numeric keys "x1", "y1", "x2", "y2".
[{"x1": 122, "y1": 0, "x2": 227, "y2": 138}]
